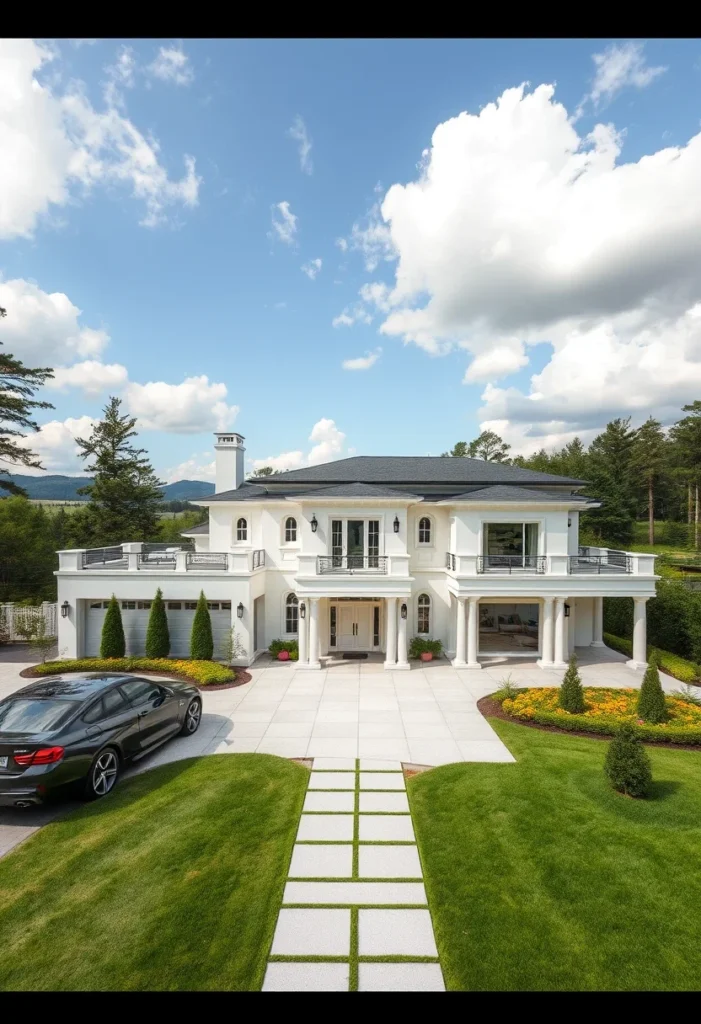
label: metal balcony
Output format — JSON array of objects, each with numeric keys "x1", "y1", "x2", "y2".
[
  {"x1": 317, "y1": 555, "x2": 388, "y2": 575},
  {"x1": 477, "y1": 555, "x2": 546, "y2": 574}
]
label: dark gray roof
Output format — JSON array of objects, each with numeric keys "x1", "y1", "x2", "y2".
[
  {"x1": 439, "y1": 485, "x2": 596, "y2": 504},
  {"x1": 196, "y1": 482, "x2": 270, "y2": 503},
  {"x1": 288, "y1": 482, "x2": 420, "y2": 500},
  {"x1": 180, "y1": 521, "x2": 209, "y2": 535},
  {"x1": 259, "y1": 456, "x2": 585, "y2": 487}
]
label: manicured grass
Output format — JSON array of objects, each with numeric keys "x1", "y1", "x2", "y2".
[
  {"x1": 409, "y1": 720, "x2": 701, "y2": 991},
  {"x1": 0, "y1": 755, "x2": 308, "y2": 991}
]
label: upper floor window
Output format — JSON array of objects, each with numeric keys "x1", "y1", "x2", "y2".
[
  {"x1": 285, "y1": 593, "x2": 298, "y2": 634},
  {"x1": 417, "y1": 593, "x2": 431, "y2": 634},
  {"x1": 285, "y1": 516, "x2": 297, "y2": 543},
  {"x1": 236, "y1": 517, "x2": 248, "y2": 542},
  {"x1": 483, "y1": 522, "x2": 539, "y2": 569},
  {"x1": 418, "y1": 516, "x2": 432, "y2": 545}
]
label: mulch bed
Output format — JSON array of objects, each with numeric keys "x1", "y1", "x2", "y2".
[
  {"x1": 479, "y1": 694, "x2": 701, "y2": 752},
  {"x1": 19, "y1": 665, "x2": 252, "y2": 691}
]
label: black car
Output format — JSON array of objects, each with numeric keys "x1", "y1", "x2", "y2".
[{"x1": 0, "y1": 674, "x2": 202, "y2": 807}]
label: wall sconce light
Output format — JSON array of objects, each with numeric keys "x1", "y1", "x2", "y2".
[
  {"x1": 568, "y1": 517, "x2": 572, "y2": 528},
  {"x1": 393, "y1": 516, "x2": 400, "y2": 533},
  {"x1": 61, "y1": 601, "x2": 70, "y2": 618},
  {"x1": 400, "y1": 603, "x2": 408, "y2": 619},
  {"x1": 564, "y1": 603, "x2": 570, "y2": 618},
  {"x1": 310, "y1": 515, "x2": 318, "y2": 533},
  {"x1": 237, "y1": 602, "x2": 244, "y2": 619},
  {"x1": 299, "y1": 602, "x2": 306, "y2": 619}
]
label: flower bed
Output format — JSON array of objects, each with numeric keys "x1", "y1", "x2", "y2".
[
  {"x1": 21, "y1": 657, "x2": 250, "y2": 689},
  {"x1": 500, "y1": 686, "x2": 701, "y2": 745}
]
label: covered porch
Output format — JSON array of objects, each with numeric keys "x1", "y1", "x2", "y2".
[{"x1": 294, "y1": 594, "x2": 412, "y2": 670}]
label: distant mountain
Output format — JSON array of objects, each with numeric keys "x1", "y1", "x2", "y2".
[{"x1": 1, "y1": 474, "x2": 214, "y2": 502}]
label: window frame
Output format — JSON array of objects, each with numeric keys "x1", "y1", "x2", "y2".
[
  {"x1": 284, "y1": 593, "x2": 299, "y2": 636},
  {"x1": 236, "y1": 517, "x2": 248, "y2": 543},
  {"x1": 417, "y1": 515, "x2": 433, "y2": 547},
  {"x1": 417, "y1": 593, "x2": 431, "y2": 635},
  {"x1": 284, "y1": 516, "x2": 298, "y2": 545}
]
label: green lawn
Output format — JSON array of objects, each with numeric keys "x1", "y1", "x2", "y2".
[
  {"x1": 409, "y1": 719, "x2": 701, "y2": 991},
  {"x1": 0, "y1": 755, "x2": 308, "y2": 991}
]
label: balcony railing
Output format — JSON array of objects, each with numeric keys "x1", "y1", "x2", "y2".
[
  {"x1": 252, "y1": 549, "x2": 266, "y2": 570},
  {"x1": 445, "y1": 552, "x2": 456, "y2": 571},
  {"x1": 477, "y1": 555, "x2": 546, "y2": 574},
  {"x1": 569, "y1": 553, "x2": 632, "y2": 574},
  {"x1": 317, "y1": 555, "x2": 388, "y2": 575},
  {"x1": 81, "y1": 546, "x2": 128, "y2": 569},
  {"x1": 186, "y1": 552, "x2": 229, "y2": 571}
]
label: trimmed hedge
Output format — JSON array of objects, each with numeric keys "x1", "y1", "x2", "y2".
[
  {"x1": 604, "y1": 632, "x2": 700, "y2": 684},
  {"x1": 100, "y1": 595, "x2": 125, "y2": 659},
  {"x1": 30, "y1": 657, "x2": 235, "y2": 687},
  {"x1": 190, "y1": 591, "x2": 214, "y2": 661},
  {"x1": 269, "y1": 639, "x2": 299, "y2": 660},
  {"x1": 145, "y1": 588, "x2": 170, "y2": 659}
]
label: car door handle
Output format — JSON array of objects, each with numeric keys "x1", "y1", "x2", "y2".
[
  {"x1": 139, "y1": 709, "x2": 149, "y2": 717},
  {"x1": 86, "y1": 726, "x2": 102, "y2": 738}
]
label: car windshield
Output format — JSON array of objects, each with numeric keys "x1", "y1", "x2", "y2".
[{"x1": 0, "y1": 699, "x2": 76, "y2": 734}]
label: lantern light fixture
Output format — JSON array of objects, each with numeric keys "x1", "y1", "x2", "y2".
[
  {"x1": 310, "y1": 514, "x2": 318, "y2": 533},
  {"x1": 400, "y1": 603, "x2": 408, "y2": 619},
  {"x1": 564, "y1": 603, "x2": 571, "y2": 618},
  {"x1": 237, "y1": 602, "x2": 244, "y2": 619},
  {"x1": 300, "y1": 602, "x2": 306, "y2": 619},
  {"x1": 393, "y1": 516, "x2": 400, "y2": 533},
  {"x1": 61, "y1": 601, "x2": 70, "y2": 618}
]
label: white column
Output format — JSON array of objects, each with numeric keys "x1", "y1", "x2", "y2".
[
  {"x1": 537, "y1": 597, "x2": 554, "y2": 668},
  {"x1": 451, "y1": 597, "x2": 467, "y2": 668},
  {"x1": 553, "y1": 597, "x2": 567, "y2": 668},
  {"x1": 591, "y1": 597, "x2": 604, "y2": 646},
  {"x1": 467, "y1": 597, "x2": 481, "y2": 669},
  {"x1": 297, "y1": 599, "x2": 308, "y2": 667},
  {"x1": 308, "y1": 598, "x2": 320, "y2": 669},
  {"x1": 396, "y1": 600, "x2": 409, "y2": 670},
  {"x1": 384, "y1": 597, "x2": 397, "y2": 669},
  {"x1": 568, "y1": 599, "x2": 577, "y2": 657},
  {"x1": 626, "y1": 597, "x2": 648, "y2": 671}
]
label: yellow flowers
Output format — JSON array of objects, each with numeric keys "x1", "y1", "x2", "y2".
[{"x1": 502, "y1": 687, "x2": 701, "y2": 729}]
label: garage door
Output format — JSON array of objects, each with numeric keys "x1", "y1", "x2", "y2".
[{"x1": 85, "y1": 600, "x2": 232, "y2": 658}]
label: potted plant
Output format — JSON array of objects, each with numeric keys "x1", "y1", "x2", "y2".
[
  {"x1": 408, "y1": 637, "x2": 443, "y2": 662},
  {"x1": 269, "y1": 639, "x2": 299, "y2": 662}
]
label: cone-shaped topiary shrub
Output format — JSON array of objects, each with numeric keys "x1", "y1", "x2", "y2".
[
  {"x1": 145, "y1": 587, "x2": 170, "y2": 658},
  {"x1": 558, "y1": 654, "x2": 585, "y2": 713},
  {"x1": 604, "y1": 724, "x2": 653, "y2": 797},
  {"x1": 190, "y1": 590, "x2": 213, "y2": 660},
  {"x1": 637, "y1": 654, "x2": 668, "y2": 724},
  {"x1": 100, "y1": 595, "x2": 126, "y2": 658}
]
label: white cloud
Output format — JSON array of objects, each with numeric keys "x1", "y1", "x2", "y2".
[
  {"x1": 0, "y1": 278, "x2": 109, "y2": 365},
  {"x1": 332, "y1": 311, "x2": 355, "y2": 328},
  {"x1": 590, "y1": 41, "x2": 666, "y2": 107},
  {"x1": 48, "y1": 360, "x2": 129, "y2": 395},
  {"x1": 346, "y1": 81, "x2": 701, "y2": 448},
  {"x1": 349, "y1": 199, "x2": 395, "y2": 272},
  {"x1": 124, "y1": 375, "x2": 239, "y2": 434},
  {"x1": 147, "y1": 42, "x2": 194, "y2": 86},
  {"x1": 342, "y1": 348, "x2": 382, "y2": 371},
  {"x1": 0, "y1": 38, "x2": 200, "y2": 239},
  {"x1": 301, "y1": 257, "x2": 322, "y2": 280},
  {"x1": 13, "y1": 415, "x2": 96, "y2": 475},
  {"x1": 163, "y1": 452, "x2": 215, "y2": 484},
  {"x1": 271, "y1": 200, "x2": 298, "y2": 246},
  {"x1": 70, "y1": 39, "x2": 98, "y2": 48},
  {"x1": 252, "y1": 418, "x2": 347, "y2": 473},
  {"x1": 335, "y1": 237, "x2": 348, "y2": 252},
  {"x1": 332, "y1": 303, "x2": 373, "y2": 328},
  {"x1": 287, "y1": 115, "x2": 313, "y2": 174}
]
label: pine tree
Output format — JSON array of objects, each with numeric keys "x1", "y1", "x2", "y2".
[
  {"x1": 467, "y1": 430, "x2": 511, "y2": 463},
  {"x1": 190, "y1": 591, "x2": 213, "y2": 660},
  {"x1": 669, "y1": 402, "x2": 701, "y2": 550},
  {"x1": 558, "y1": 654, "x2": 586, "y2": 713},
  {"x1": 637, "y1": 654, "x2": 668, "y2": 724},
  {"x1": 604, "y1": 724, "x2": 653, "y2": 798},
  {"x1": 145, "y1": 588, "x2": 170, "y2": 658},
  {"x1": 441, "y1": 441, "x2": 469, "y2": 458},
  {"x1": 100, "y1": 595, "x2": 126, "y2": 658},
  {"x1": 75, "y1": 396, "x2": 165, "y2": 546},
  {"x1": 583, "y1": 418, "x2": 638, "y2": 545},
  {"x1": 0, "y1": 305, "x2": 54, "y2": 495},
  {"x1": 631, "y1": 418, "x2": 668, "y2": 546}
]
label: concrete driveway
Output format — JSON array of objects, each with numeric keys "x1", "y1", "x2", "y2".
[{"x1": 0, "y1": 643, "x2": 675, "y2": 859}]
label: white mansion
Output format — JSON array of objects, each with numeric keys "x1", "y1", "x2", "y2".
[{"x1": 56, "y1": 432, "x2": 657, "y2": 670}]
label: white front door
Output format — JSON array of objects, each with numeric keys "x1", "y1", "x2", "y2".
[{"x1": 337, "y1": 604, "x2": 372, "y2": 650}]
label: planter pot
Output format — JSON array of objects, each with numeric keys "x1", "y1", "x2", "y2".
[
  {"x1": 420, "y1": 652, "x2": 434, "y2": 662},
  {"x1": 277, "y1": 650, "x2": 290, "y2": 661}
]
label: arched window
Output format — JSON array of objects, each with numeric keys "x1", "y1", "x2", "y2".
[
  {"x1": 236, "y1": 517, "x2": 247, "y2": 542},
  {"x1": 285, "y1": 593, "x2": 299, "y2": 634},
  {"x1": 417, "y1": 593, "x2": 431, "y2": 634},
  {"x1": 285, "y1": 516, "x2": 297, "y2": 543},
  {"x1": 418, "y1": 516, "x2": 432, "y2": 545}
]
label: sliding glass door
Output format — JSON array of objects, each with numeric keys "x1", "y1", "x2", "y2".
[{"x1": 484, "y1": 522, "x2": 539, "y2": 569}]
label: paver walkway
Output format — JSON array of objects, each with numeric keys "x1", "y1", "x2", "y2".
[{"x1": 262, "y1": 757, "x2": 445, "y2": 992}]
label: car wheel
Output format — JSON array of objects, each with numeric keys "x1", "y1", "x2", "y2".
[
  {"x1": 180, "y1": 697, "x2": 202, "y2": 736},
  {"x1": 85, "y1": 747, "x2": 120, "y2": 800}
]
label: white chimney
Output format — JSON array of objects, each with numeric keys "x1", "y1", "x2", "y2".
[{"x1": 214, "y1": 433, "x2": 246, "y2": 493}]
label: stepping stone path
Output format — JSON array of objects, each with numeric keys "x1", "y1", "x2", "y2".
[{"x1": 263, "y1": 757, "x2": 445, "y2": 992}]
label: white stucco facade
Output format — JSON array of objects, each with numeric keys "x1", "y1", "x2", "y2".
[{"x1": 55, "y1": 433, "x2": 658, "y2": 669}]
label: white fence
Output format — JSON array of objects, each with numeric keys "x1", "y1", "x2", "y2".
[{"x1": 0, "y1": 602, "x2": 58, "y2": 641}]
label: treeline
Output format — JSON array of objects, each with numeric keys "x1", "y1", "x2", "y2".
[{"x1": 445, "y1": 402, "x2": 701, "y2": 547}]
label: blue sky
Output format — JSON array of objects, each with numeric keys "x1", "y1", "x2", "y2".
[{"x1": 2, "y1": 38, "x2": 701, "y2": 481}]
